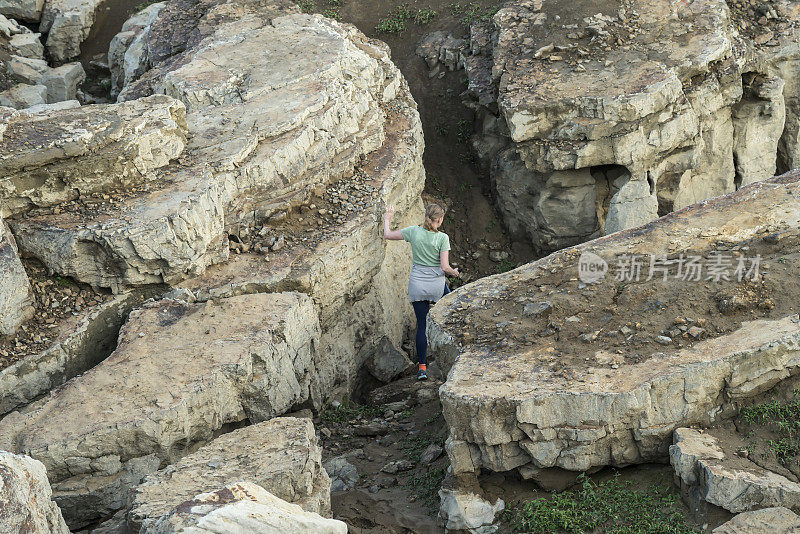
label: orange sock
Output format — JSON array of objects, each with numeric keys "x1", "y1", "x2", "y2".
[{"x1": 418, "y1": 364, "x2": 427, "y2": 371}]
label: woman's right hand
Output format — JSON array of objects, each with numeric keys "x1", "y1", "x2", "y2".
[
  {"x1": 384, "y1": 204, "x2": 395, "y2": 221},
  {"x1": 452, "y1": 268, "x2": 460, "y2": 278}
]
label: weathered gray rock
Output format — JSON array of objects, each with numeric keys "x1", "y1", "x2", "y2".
[
  {"x1": 430, "y1": 174, "x2": 800, "y2": 477},
  {"x1": 0, "y1": 292, "x2": 321, "y2": 528},
  {"x1": 365, "y1": 335, "x2": 414, "y2": 383},
  {"x1": 0, "y1": 291, "x2": 151, "y2": 415},
  {"x1": 39, "y1": 0, "x2": 101, "y2": 62},
  {"x1": 0, "y1": 13, "x2": 26, "y2": 35},
  {"x1": 107, "y1": 2, "x2": 165, "y2": 98},
  {"x1": 7, "y1": 54, "x2": 48, "y2": 84},
  {"x1": 129, "y1": 418, "x2": 331, "y2": 531},
  {"x1": 416, "y1": 31, "x2": 467, "y2": 71},
  {"x1": 0, "y1": 82, "x2": 47, "y2": 108},
  {"x1": 323, "y1": 456, "x2": 358, "y2": 492},
  {"x1": 0, "y1": 94, "x2": 187, "y2": 218},
  {"x1": 438, "y1": 487, "x2": 504, "y2": 534},
  {"x1": 465, "y1": 0, "x2": 800, "y2": 253},
  {"x1": 0, "y1": 215, "x2": 33, "y2": 335},
  {"x1": 144, "y1": 482, "x2": 347, "y2": 534},
  {"x1": 712, "y1": 507, "x2": 800, "y2": 533},
  {"x1": 0, "y1": 451, "x2": 69, "y2": 534},
  {"x1": 9, "y1": 32, "x2": 44, "y2": 58},
  {"x1": 0, "y1": 0, "x2": 44, "y2": 21},
  {"x1": 39, "y1": 61, "x2": 85, "y2": 103},
  {"x1": 671, "y1": 428, "x2": 800, "y2": 513}
]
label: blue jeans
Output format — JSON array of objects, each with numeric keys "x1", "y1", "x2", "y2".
[{"x1": 411, "y1": 283, "x2": 450, "y2": 366}]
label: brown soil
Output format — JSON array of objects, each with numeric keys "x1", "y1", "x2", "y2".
[
  {"x1": 0, "y1": 259, "x2": 112, "y2": 370},
  {"x1": 442, "y1": 230, "x2": 800, "y2": 372}
]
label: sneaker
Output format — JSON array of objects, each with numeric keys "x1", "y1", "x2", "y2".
[{"x1": 417, "y1": 365, "x2": 428, "y2": 381}]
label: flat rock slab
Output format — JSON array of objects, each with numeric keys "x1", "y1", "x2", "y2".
[
  {"x1": 430, "y1": 173, "x2": 800, "y2": 476},
  {"x1": 712, "y1": 507, "x2": 800, "y2": 533},
  {"x1": 0, "y1": 451, "x2": 69, "y2": 534},
  {"x1": 0, "y1": 290, "x2": 152, "y2": 416},
  {"x1": 142, "y1": 482, "x2": 347, "y2": 534},
  {"x1": 128, "y1": 418, "x2": 331, "y2": 531},
  {"x1": 671, "y1": 428, "x2": 800, "y2": 513},
  {"x1": 0, "y1": 94, "x2": 187, "y2": 218},
  {"x1": 0, "y1": 292, "x2": 320, "y2": 528}
]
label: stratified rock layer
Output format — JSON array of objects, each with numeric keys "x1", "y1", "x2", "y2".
[
  {"x1": 430, "y1": 172, "x2": 800, "y2": 477},
  {"x1": 0, "y1": 451, "x2": 70, "y2": 534},
  {"x1": 128, "y1": 418, "x2": 330, "y2": 531},
  {"x1": 143, "y1": 482, "x2": 347, "y2": 534},
  {"x1": 0, "y1": 292, "x2": 320, "y2": 528},
  {"x1": 464, "y1": 0, "x2": 800, "y2": 252},
  {"x1": 0, "y1": 95, "x2": 187, "y2": 217}
]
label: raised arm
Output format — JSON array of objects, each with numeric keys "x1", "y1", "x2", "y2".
[
  {"x1": 383, "y1": 204, "x2": 404, "y2": 240},
  {"x1": 439, "y1": 250, "x2": 460, "y2": 277}
]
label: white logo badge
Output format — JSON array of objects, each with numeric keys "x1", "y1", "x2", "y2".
[{"x1": 578, "y1": 252, "x2": 608, "y2": 283}]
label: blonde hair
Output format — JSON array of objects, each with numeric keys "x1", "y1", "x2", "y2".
[{"x1": 422, "y1": 203, "x2": 445, "y2": 231}]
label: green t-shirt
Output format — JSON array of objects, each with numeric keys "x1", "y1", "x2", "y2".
[{"x1": 401, "y1": 226, "x2": 451, "y2": 267}]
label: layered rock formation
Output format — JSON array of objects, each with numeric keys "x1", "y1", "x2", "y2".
[
  {"x1": 128, "y1": 418, "x2": 330, "y2": 530},
  {"x1": 144, "y1": 482, "x2": 348, "y2": 534},
  {"x1": 429, "y1": 172, "x2": 800, "y2": 478},
  {"x1": 460, "y1": 0, "x2": 800, "y2": 252},
  {"x1": 0, "y1": 0, "x2": 424, "y2": 528},
  {"x1": 0, "y1": 451, "x2": 70, "y2": 534}
]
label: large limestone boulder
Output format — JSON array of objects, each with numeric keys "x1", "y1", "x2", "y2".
[
  {"x1": 128, "y1": 418, "x2": 331, "y2": 530},
  {"x1": 0, "y1": 292, "x2": 321, "y2": 528},
  {"x1": 144, "y1": 482, "x2": 347, "y2": 534},
  {"x1": 0, "y1": 451, "x2": 69, "y2": 534},
  {"x1": 429, "y1": 172, "x2": 800, "y2": 477},
  {"x1": 712, "y1": 507, "x2": 800, "y2": 533},
  {"x1": 0, "y1": 94, "x2": 187, "y2": 218},
  {"x1": 0, "y1": 214, "x2": 33, "y2": 335},
  {"x1": 671, "y1": 428, "x2": 800, "y2": 513},
  {"x1": 14, "y1": 6, "x2": 414, "y2": 291},
  {"x1": 464, "y1": 0, "x2": 800, "y2": 252}
]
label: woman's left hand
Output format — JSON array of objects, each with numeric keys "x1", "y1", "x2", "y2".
[{"x1": 384, "y1": 204, "x2": 395, "y2": 221}]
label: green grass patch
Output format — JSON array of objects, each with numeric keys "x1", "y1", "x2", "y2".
[
  {"x1": 740, "y1": 389, "x2": 800, "y2": 464},
  {"x1": 320, "y1": 397, "x2": 382, "y2": 423},
  {"x1": 494, "y1": 259, "x2": 517, "y2": 274},
  {"x1": 399, "y1": 432, "x2": 445, "y2": 462},
  {"x1": 404, "y1": 466, "x2": 447, "y2": 508},
  {"x1": 449, "y1": 2, "x2": 502, "y2": 25},
  {"x1": 500, "y1": 474, "x2": 699, "y2": 534},
  {"x1": 456, "y1": 119, "x2": 472, "y2": 143},
  {"x1": 376, "y1": 4, "x2": 438, "y2": 33}
]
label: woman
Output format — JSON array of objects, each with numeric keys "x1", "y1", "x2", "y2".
[{"x1": 383, "y1": 203, "x2": 460, "y2": 380}]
